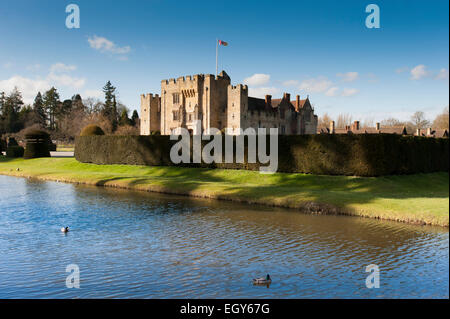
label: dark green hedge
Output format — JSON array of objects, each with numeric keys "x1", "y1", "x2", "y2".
[
  {"x1": 80, "y1": 125, "x2": 105, "y2": 136},
  {"x1": 6, "y1": 146, "x2": 25, "y2": 158},
  {"x1": 23, "y1": 130, "x2": 51, "y2": 159},
  {"x1": 75, "y1": 134, "x2": 449, "y2": 176}
]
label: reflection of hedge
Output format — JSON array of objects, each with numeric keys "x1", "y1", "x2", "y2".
[
  {"x1": 75, "y1": 134, "x2": 449, "y2": 176},
  {"x1": 6, "y1": 146, "x2": 24, "y2": 158},
  {"x1": 24, "y1": 130, "x2": 51, "y2": 159},
  {"x1": 80, "y1": 125, "x2": 105, "y2": 136}
]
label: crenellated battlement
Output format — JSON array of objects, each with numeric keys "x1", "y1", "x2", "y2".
[{"x1": 228, "y1": 84, "x2": 248, "y2": 91}]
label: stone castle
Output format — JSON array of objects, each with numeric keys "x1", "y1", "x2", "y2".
[{"x1": 140, "y1": 71, "x2": 318, "y2": 135}]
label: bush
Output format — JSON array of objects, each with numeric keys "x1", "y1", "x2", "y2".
[
  {"x1": 80, "y1": 125, "x2": 105, "y2": 136},
  {"x1": 23, "y1": 130, "x2": 51, "y2": 159},
  {"x1": 6, "y1": 145, "x2": 25, "y2": 158},
  {"x1": 75, "y1": 134, "x2": 449, "y2": 176}
]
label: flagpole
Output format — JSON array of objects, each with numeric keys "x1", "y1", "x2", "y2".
[{"x1": 215, "y1": 39, "x2": 218, "y2": 77}]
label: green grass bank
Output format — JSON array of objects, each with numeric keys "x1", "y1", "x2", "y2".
[{"x1": 0, "y1": 157, "x2": 448, "y2": 226}]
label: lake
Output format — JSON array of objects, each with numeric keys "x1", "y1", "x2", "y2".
[{"x1": 0, "y1": 175, "x2": 448, "y2": 298}]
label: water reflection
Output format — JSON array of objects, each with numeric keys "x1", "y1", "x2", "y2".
[{"x1": 0, "y1": 175, "x2": 448, "y2": 298}]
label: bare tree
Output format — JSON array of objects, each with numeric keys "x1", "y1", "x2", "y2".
[
  {"x1": 381, "y1": 118, "x2": 403, "y2": 127},
  {"x1": 336, "y1": 113, "x2": 353, "y2": 129},
  {"x1": 83, "y1": 97, "x2": 103, "y2": 114},
  {"x1": 432, "y1": 106, "x2": 449, "y2": 129},
  {"x1": 410, "y1": 111, "x2": 431, "y2": 130},
  {"x1": 318, "y1": 113, "x2": 333, "y2": 129}
]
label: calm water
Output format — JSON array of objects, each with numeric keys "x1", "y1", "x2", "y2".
[{"x1": 0, "y1": 175, "x2": 448, "y2": 298}]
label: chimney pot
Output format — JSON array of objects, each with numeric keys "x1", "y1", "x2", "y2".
[
  {"x1": 353, "y1": 121, "x2": 360, "y2": 131},
  {"x1": 283, "y1": 92, "x2": 290, "y2": 101},
  {"x1": 376, "y1": 122, "x2": 380, "y2": 130},
  {"x1": 265, "y1": 95, "x2": 272, "y2": 105},
  {"x1": 330, "y1": 121, "x2": 335, "y2": 134},
  {"x1": 426, "y1": 128, "x2": 432, "y2": 136}
]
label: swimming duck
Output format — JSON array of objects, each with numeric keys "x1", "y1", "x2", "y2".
[
  {"x1": 61, "y1": 227, "x2": 69, "y2": 233},
  {"x1": 253, "y1": 274, "x2": 271, "y2": 284}
]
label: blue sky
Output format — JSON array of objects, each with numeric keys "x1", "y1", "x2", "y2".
[{"x1": 0, "y1": 0, "x2": 448, "y2": 122}]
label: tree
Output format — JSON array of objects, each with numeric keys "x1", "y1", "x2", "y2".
[
  {"x1": 336, "y1": 113, "x2": 353, "y2": 129},
  {"x1": 1, "y1": 87, "x2": 24, "y2": 133},
  {"x1": 410, "y1": 111, "x2": 430, "y2": 130},
  {"x1": 318, "y1": 113, "x2": 332, "y2": 129},
  {"x1": 33, "y1": 92, "x2": 46, "y2": 127},
  {"x1": 381, "y1": 118, "x2": 403, "y2": 127},
  {"x1": 131, "y1": 110, "x2": 139, "y2": 126},
  {"x1": 432, "y1": 107, "x2": 449, "y2": 130},
  {"x1": 102, "y1": 81, "x2": 116, "y2": 117},
  {"x1": 43, "y1": 87, "x2": 60, "y2": 130},
  {"x1": 119, "y1": 109, "x2": 131, "y2": 126}
]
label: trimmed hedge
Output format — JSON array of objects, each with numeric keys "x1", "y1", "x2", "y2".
[
  {"x1": 6, "y1": 145, "x2": 25, "y2": 158},
  {"x1": 80, "y1": 125, "x2": 105, "y2": 136},
  {"x1": 24, "y1": 130, "x2": 51, "y2": 159},
  {"x1": 75, "y1": 134, "x2": 449, "y2": 176}
]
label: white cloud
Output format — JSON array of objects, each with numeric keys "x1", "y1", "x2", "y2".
[
  {"x1": 243, "y1": 73, "x2": 270, "y2": 87},
  {"x1": 435, "y1": 68, "x2": 449, "y2": 80},
  {"x1": 248, "y1": 87, "x2": 280, "y2": 98},
  {"x1": 88, "y1": 35, "x2": 131, "y2": 57},
  {"x1": 325, "y1": 87, "x2": 339, "y2": 97},
  {"x1": 50, "y1": 63, "x2": 76, "y2": 73},
  {"x1": 0, "y1": 63, "x2": 87, "y2": 103},
  {"x1": 410, "y1": 64, "x2": 428, "y2": 80},
  {"x1": 298, "y1": 77, "x2": 333, "y2": 93},
  {"x1": 337, "y1": 72, "x2": 359, "y2": 82},
  {"x1": 0, "y1": 76, "x2": 51, "y2": 103},
  {"x1": 47, "y1": 73, "x2": 85, "y2": 89},
  {"x1": 341, "y1": 88, "x2": 359, "y2": 97}
]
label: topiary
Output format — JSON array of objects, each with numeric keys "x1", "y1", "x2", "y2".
[
  {"x1": 80, "y1": 125, "x2": 105, "y2": 136},
  {"x1": 23, "y1": 130, "x2": 51, "y2": 159},
  {"x1": 6, "y1": 145, "x2": 24, "y2": 158}
]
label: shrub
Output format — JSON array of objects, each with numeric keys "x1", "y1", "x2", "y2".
[
  {"x1": 6, "y1": 146, "x2": 24, "y2": 158},
  {"x1": 23, "y1": 130, "x2": 51, "y2": 159},
  {"x1": 80, "y1": 125, "x2": 105, "y2": 136}
]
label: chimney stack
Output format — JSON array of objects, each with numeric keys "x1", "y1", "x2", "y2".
[
  {"x1": 353, "y1": 121, "x2": 360, "y2": 131},
  {"x1": 416, "y1": 128, "x2": 421, "y2": 136},
  {"x1": 376, "y1": 122, "x2": 380, "y2": 130},
  {"x1": 426, "y1": 128, "x2": 432, "y2": 136},
  {"x1": 283, "y1": 92, "x2": 290, "y2": 101},
  {"x1": 265, "y1": 95, "x2": 272, "y2": 106},
  {"x1": 296, "y1": 95, "x2": 300, "y2": 108},
  {"x1": 330, "y1": 121, "x2": 335, "y2": 134}
]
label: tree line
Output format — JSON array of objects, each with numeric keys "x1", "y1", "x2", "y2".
[
  {"x1": 318, "y1": 108, "x2": 449, "y2": 132},
  {"x1": 0, "y1": 81, "x2": 140, "y2": 142}
]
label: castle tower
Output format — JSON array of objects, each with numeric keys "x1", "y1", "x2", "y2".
[
  {"x1": 140, "y1": 93, "x2": 161, "y2": 135},
  {"x1": 227, "y1": 84, "x2": 248, "y2": 134}
]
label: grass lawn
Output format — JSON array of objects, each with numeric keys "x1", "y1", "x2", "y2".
[{"x1": 0, "y1": 156, "x2": 448, "y2": 226}]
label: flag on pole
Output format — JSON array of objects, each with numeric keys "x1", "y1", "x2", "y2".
[{"x1": 218, "y1": 40, "x2": 228, "y2": 46}]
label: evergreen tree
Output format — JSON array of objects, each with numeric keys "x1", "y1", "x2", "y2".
[
  {"x1": 43, "y1": 87, "x2": 60, "y2": 130},
  {"x1": 102, "y1": 81, "x2": 116, "y2": 117},
  {"x1": 2, "y1": 87, "x2": 24, "y2": 133},
  {"x1": 33, "y1": 92, "x2": 46, "y2": 127},
  {"x1": 131, "y1": 110, "x2": 139, "y2": 126},
  {"x1": 119, "y1": 109, "x2": 131, "y2": 126}
]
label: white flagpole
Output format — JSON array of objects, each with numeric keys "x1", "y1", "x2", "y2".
[{"x1": 215, "y1": 39, "x2": 218, "y2": 77}]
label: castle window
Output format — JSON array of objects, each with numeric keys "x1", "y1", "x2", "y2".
[
  {"x1": 173, "y1": 111, "x2": 180, "y2": 121},
  {"x1": 173, "y1": 93, "x2": 180, "y2": 104},
  {"x1": 188, "y1": 114, "x2": 192, "y2": 122}
]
